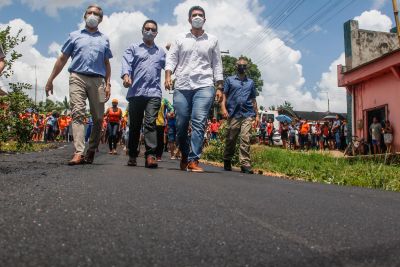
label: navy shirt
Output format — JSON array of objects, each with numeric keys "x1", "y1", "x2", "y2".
[
  {"x1": 62, "y1": 29, "x2": 113, "y2": 77},
  {"x1": 224, "y1": 75, "x2": 257, "y2": 118}
]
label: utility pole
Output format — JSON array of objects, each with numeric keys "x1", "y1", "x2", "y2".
[
  {"x1": 392, "y1": 0, "x2": 400, "y2": 45},
  {"x1": 34, "y1": 65, "x2": 37, "y2": 105}
]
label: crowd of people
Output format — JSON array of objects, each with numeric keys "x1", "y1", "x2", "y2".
[{"x1": 4, "y1": 4, "x2": 392, "y2": 175}]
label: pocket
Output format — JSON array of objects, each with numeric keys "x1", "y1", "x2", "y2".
[{"x1": 98, "y1": 81, "x2": 106, "y2": 103}]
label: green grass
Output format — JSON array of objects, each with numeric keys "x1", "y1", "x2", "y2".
[
  {"x1": 0, "y1": 141, "x2": 57, "y2": 153},
  {"x1": 203, "y1": 145, "x2": 400, "y2": 192}
]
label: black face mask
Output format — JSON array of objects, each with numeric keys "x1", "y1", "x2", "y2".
[{"x1": 237, "y1": 65, "x2": 247, "y2": 74}]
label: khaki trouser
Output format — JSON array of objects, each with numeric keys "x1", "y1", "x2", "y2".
[
  {"x1": 224, "y1": 117, "x2": 253, "y2": 167},
  {"x1": 69, "y1": 72, "x2": 105, "y2": 155}
]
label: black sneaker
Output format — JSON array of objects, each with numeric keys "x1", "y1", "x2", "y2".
[
  {"x1": 241, "y1": 166, "x2": 254, "y2": 174},
  {"x1": 224, "y1": 160, "x2": 232, "y2": 171}
]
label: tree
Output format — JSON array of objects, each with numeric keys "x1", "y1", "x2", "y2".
[
  {"x1": 0, "y1": 26, "x2": 26, "y2": 78},
  {"x1": 222, "y1": 55, "x2": 264, "y2": 96}
]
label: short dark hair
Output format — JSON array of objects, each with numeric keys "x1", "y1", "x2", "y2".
[
  {"x1": 188, "y1": 6, "x2": 205, "y2": 18},
  {"x1": 142, "y1": 19, "x2": 158, "y2": 32},
  {"x1": 84, "y1": 4, "x2": 103, "y2": 18}
]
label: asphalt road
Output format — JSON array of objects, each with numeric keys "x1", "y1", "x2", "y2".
[{"x1": 1, "y1": 143, "x2": 400, "y2": 267}]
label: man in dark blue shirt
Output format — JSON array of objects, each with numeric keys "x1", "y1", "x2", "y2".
[{"x1": 221, "y1": 57, "x2": 259, "y2": 174}]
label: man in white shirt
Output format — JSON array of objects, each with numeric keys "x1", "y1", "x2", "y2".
[{"x1": 165, "y1": 5, "x2": 223, "y2": 172}]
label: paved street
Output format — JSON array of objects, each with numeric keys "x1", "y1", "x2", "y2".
[{"x1": 1, "y1": 144, "x2": 400, "y2": 266}]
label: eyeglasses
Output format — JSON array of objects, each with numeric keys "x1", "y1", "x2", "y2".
[
  {"x1": 87, "y1": 11, "x2": 101, "y2": 16},
  {"x1": 144, "y1": 27, "x2": 157, "y2": 33},
  {"x1": 191, "y1": 13, "x2": 204, "y2": 18}
]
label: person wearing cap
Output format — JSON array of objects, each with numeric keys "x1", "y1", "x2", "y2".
[
  {"x1": 121, "y1": 19, "x2": 166, "y2": 168},
  {"x1": 0, "y1": 42, "x2": 5, "y2": 75},
  {"x1": 105, "y1": 99, "x2": 122, "y2": 154},
  {"x1": 45, "y1": 4, "x2": 113, "y2": 165}
]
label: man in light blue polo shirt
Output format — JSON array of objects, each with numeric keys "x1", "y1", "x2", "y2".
[
  {"x1": 121, "y1": 19, "x2": 166, "y2": 168},
  {"x1": 221, "y1": 57, "x2": 259, "y2": 174},
  {"x1": 45, "y1": 4, "x2": 112, "y2": 165}
]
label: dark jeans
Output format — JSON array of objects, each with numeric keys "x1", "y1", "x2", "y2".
[
  {"x1": 156, "y1": 125, "x2": 165, "y2": 158},
  {"x1": 128, "y1": 96, "x2": 161, "y2": 158},
  {"x1": 108, "y1": 122, "x2": 119, "y2": 151}
]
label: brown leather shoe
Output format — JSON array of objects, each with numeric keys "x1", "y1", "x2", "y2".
[
  {"x1": 187, "y1": 160, "x2": 204, "y2": 173},
  {"x1": 84, "y1": 150, "x2": 95, "y2": 164},
  {"x1": 180, "y1": 156, "x2": 188, "y2": 171},
  {"x1": 68, "y1": 154, "x2": 84, "y2": 166},
  {"x1": 145, "y1": 156, "x2": 158, "y2": 168},
  {"x1": 127, "y1": 157, "x2": 137, "y2": 166}
]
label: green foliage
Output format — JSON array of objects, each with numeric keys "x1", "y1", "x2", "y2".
[
  {"x1": 36, "y1": 98, "x2": 67, "y2": 114},
  {"x1": 0, "y1": 26, "x2": 26, "y2": 78},
  {"x1": 222, "y1": 55, "x2": 264, "y2": 95},
  {"x1": 0, "y1": 83, "x2": 34, "y2": 150},
  {"x1": 203, "y1": 121, "x2": 240, "y2": 165},
  {"x1": 269, "y1": 101, "x2": 294, "y2": 112}
]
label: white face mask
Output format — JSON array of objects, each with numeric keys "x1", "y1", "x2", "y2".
[
  {"x1": 143, "y1": 30, "x2": 156, "y2": 41},
  {"x1": 86, "y1": 14, "x2": 100, "y2": 28},
  {"x1": 191, "y1": 16, "x2": 204, "y2": 29}
]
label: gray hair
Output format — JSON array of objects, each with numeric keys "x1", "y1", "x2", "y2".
[{"x1": 84, "y1": 4, "x2": 103, "y2": 18}]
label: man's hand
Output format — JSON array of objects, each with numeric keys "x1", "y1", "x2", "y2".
[
  {"x1": 165, "y1": 72, "x2": 173, "y2": 91},
  {"x1": 215, "y1": 89, "x2": 223, "y2": 103},
  {"x1": 105, "y1": 83, "x2": 111, "y2": 102},
  {"x1": 123, "y1": 74, "x2": 132, "y2": 88},
  {"x1": 221, "y1": 107, "x2": 229, "y2": 119},
  {"x1": 254, "y1": 116, "x2": 260, "y2": 128},
  {"x1": 45, "y1": 80, "x2": 54, "y2": 97}
]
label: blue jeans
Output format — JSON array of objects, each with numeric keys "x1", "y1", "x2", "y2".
[
  {"x1": 174, "y1": 87, "x2": 215, "y2": 162},
  {"x1": 335, "y1": 132, "x2": 341, "y2": 149}
]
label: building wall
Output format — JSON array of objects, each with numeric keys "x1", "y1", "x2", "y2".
[
  {"x1": 353, "y1": 71, "x2": 400, "y2": 151},
  {"x1": 344, "y1": 20, "x2": 399, "y2": 70}
]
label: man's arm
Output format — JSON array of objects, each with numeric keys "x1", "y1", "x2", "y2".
[
  {"x1": 220, "y1": 93, "x2": 228, "y2": 119},
  {"x1": 165, "y1": 39, "x2": 179, "y2": 90},
  {"x1": 121, "y1": 46, "x2": 133, "y2": 88},
  {"x1": 104, "y1": 58, "x2": 111, "y2": 102},
  {"x1": 45, "y1": 53, "x2": 70, "y2": 96}
]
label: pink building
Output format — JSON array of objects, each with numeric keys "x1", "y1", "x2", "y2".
[{"x1": 338, "y1": 20, "x2": 400, "y2": 152}]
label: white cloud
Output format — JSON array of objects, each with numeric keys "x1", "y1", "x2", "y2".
[
  {"x1": 354, "y1": 10, "x2": 393, "y2": 32},
  {"x1": 314, "y1": 10, "x2": 394, "y2": 113},
  {"x1": 0, "y1": 0, "x2": 11, "y2": 8},
  {"x1": 7, "y1": 0, "x2": 384, "y2": 113},
  {"x1": 19, "y1": 0, "x2": 159, "y2": 16}
]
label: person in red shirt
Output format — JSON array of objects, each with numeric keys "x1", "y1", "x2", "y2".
[
  {"x1": 210, "y1": 117, "x2": 220, "y2": 140},
  {"x1": 105, "y1": 99, "x2": 122, "y2": 154},
  {"x1": 266, "y1": 118, "x2": 274, "y2": 146}
]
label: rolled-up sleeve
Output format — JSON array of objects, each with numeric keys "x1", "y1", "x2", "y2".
[
  {"x1": 212, "y1": 39, "x2": 223, "y2": 82},
  {"x1": 165, "y1": 39, "x2": 179, "y2": 72},
  {"x1": 121, "y1": 46, "x2": 134, "y2": 78},
  {"x1": 61, "y1": 34, "x2": 74, "y2": 56},
  {"x1": 105, "y1": 39, "x2": 113, "y2": 59}
]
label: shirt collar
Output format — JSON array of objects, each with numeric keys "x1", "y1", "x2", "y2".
[
  {"x1": 139, "y1": 42, "x2": 158, "y2": 50},
  {"x1": 187, "y1": 31, "x2": 207, "y2": 39},
  {"x1": 234, "y1": 75, "x2": 248, "y2": 82},
  {"x1": 82, "y1": 28, "x2": 100, "y2": 35}
]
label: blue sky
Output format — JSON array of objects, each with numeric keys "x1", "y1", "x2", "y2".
[{"x1": 0, "y1": 0, "x2": 395, "y2": 111}]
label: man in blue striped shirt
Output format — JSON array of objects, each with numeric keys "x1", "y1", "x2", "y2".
[
  {"x1": 45, "y1": 4, "x2": 113, "y2": 165},
  {"x1": 121, "y1": 19, "x2": 166, "y2": 168}
]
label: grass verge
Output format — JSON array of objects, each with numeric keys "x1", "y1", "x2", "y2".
[
  {"x1": 0, "y1": 141, "x2": 57, "y2": 153},
  {"x1": 203, "y1": 145, "x2": 400, "y2": 192}
]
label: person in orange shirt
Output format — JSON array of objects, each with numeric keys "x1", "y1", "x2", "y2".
[
  {"x1": 105, "y1": 99, "x2": 122, "y2": 154},
  {"x1": 58, "y1": 114, "x2": 69, "y2": 142},
  {"x1": 299, "y1": 120, "x2": 310, "y2": 150}
]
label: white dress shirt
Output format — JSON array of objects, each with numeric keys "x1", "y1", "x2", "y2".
[{"x1": 166, "y1": 31, "x2": 223, "y2": 90}]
